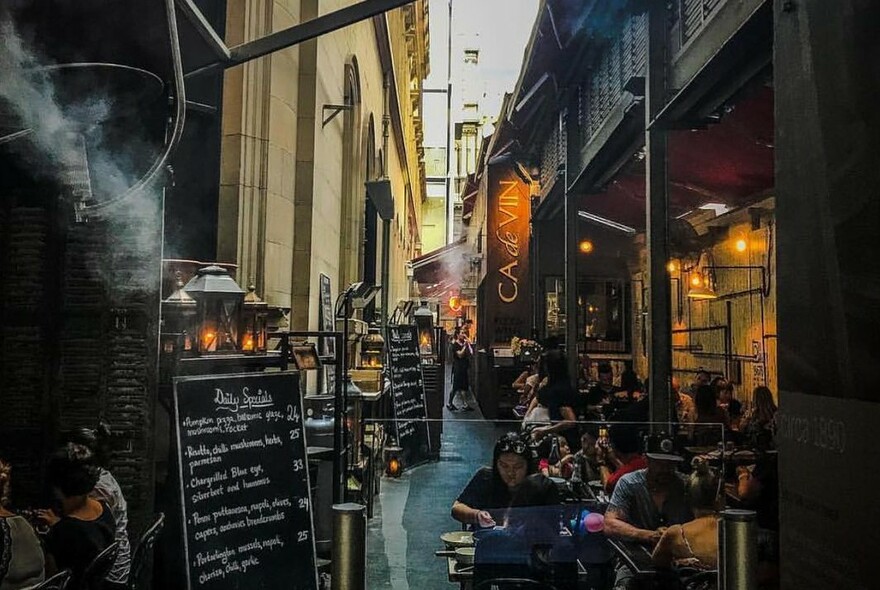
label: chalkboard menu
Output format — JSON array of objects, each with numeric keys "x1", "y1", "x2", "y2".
[
  {"x1": 173, "y1": 372, "x2": 318, "y2": 590},
  {"x1": 385, "y1": 325, "x2": 431, "y2": 468}
]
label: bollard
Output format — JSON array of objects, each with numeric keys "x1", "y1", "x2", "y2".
[
  {"x1": 719, "y1": 509, "x2": 757, "y2": 590},
  {"x1": 331, "y1": 503, "x2": 366, "y2": 590}
]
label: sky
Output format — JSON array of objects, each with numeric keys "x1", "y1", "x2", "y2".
[{"x1": 423, "y1": 0, "x2": 540, "y2": 146}]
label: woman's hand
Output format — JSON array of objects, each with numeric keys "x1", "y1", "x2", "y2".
[
  {"x1": 476, "y1": 510, "x2": 496, "y2": 528},
  {"x1": 36, "y1": 509, "x2": 60, "y2": 527}
]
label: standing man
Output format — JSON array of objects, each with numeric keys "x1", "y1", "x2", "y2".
[{"x1": 448, "y1": 328, "x2": 474, "y2": 412}]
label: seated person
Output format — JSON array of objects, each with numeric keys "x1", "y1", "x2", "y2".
[
  {"x1": 38, "y1": 444, "x2": 115, "y2": 587},
  {"x1": 715, "y1": 380, "x2": 743, "y2": 430},
  {"x1": 572, "y1": 432, "x2": 600, "y2": 482},
  {"x1": 693, "y1": 385, "x2": 729, "y2": 446},
  {"x1": 539, "y1": 435, "x2": 574, "y2": 479},
  {"x1": 525, "y1": 350, "x2": 578, "y2": 450},
  {"x1": 586, "y1": 363, "x2": 625, "y2": 407},
  {"x1": 652, "y1": 457, "x2": 720, "y2": 571},
  {"x1": 452, "y1": 432, "x2": 559, "y2": 528},
  {"x1": 604, "y1": 437, "x2": 693, "y2": 590},
  {"x1": 596, "y1": 425, "x2": 647, "y2": 494},
  {"x1": 0, "y1": 458, "x2": 45, "y2": 590},
  {"x1": 740, "y1": 386, "x2": 777, "y2": 450}
]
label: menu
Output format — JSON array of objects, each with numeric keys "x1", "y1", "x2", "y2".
[
  {"x1": 173, "y1": 372, "x2": 318, "y2": 590},
  {"x1": 385, "y1": 325, "x2": 431, "y2": 468}
]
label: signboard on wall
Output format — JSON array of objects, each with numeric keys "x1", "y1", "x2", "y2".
[
  {"x1": 481, "y1": 162, "x2": 532, "y2": 345},
  {"x1": 385, "y1": 324, "x2": 431, "y2": 468}
]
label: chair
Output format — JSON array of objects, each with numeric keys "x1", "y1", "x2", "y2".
[
  {"x1": 474, "y1": 578, "x2": 560, "y2": 590},
  {"x1": 128, "y1": 513, "x2": 165, "y2": 590},
  {"x1": 30, "y1": 570, "x2": 73, "y2": 590},
  {"x1": 80, "y1": 541, "x2": 119, "y2": 590}
]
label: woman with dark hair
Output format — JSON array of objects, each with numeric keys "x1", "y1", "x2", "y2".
[
  {"x1": 524, "y1": 350, "x2": 578, "y2": 448},
  {"x1": 0, "y1": 458, "x2": 45, "y2": 589},
  {"x1": 741, "y1": 386, "x2": 777, "y2": 449},
  {"x1": 37, "y1": 443, "x2": 115, "y2": 586},
  {"x1": 66, "y1": 425, "x2": 130, "y2": 590},
  {"x1": 452, "y1": 432, "x2": 559, "y2": 528}
]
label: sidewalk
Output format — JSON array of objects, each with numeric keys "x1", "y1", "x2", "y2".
[{"x1": 366, "y1": 365, "x2": 506, "y2": 589}]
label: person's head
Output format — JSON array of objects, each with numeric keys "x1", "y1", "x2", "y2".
[
  {"x1": 65, "y1": 422, "x2": 112, "y2": 467},
  {"x1": 46, "y1": 443, "x2": 99, "y2": 502},
  {"x1": 694, "y1": 385, "x2": 718, "y2": 417},
  {"x1": 694, "y1": 370, "x2": 711, "y2": 388},
  {"x1": 688, "y1": 457, "x2": 721, "y2": 514},
  {"x1": 646, "y1": 456, "x2": 680, "y2": 488},
  {"x1": 597, "y1": 363, "x2": 613, "y2": 387},
  {"x1": 543, "y1": 349, "x2": 569, "y2": 384},
  {"x1": 609, "y1": 424, "x2": 641, "y2": 456},
  {"x1": 718, "y1": 381, "x2": 735, "y2": 403},
  {"x1": 0, "y1": 458, "x2": 11, "y2": 509},
  {"x1": 710, "y1": 376, "x2": 727, "y2": 397},
  {"x1": 492, "y1": 433, "x2": 533, "y2": 490},
  {"x1": 556, "y1": 435, "x2": 571, "y2": 457},
  {"x1": 752, "y1": 386, "x2": 777, "y2": 417},
  {"x1": 580, "y1": 432, "x2": 596, "y2": 454}
]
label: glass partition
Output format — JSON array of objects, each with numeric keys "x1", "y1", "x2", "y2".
[{"x1": 342, "y1": 419, "x2": 752, "y2": 590}]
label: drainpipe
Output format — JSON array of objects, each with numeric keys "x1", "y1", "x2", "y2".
[{"x1": 381, "y1": 74, "x2": 392, "y2": 327}]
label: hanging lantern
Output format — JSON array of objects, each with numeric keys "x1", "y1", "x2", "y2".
[
  {"x1": 241, "y1": 284, "x2": 269, "y2": 354},
  {"x1": 184, "y1": 265, "x2": 246, "y2": 355}
]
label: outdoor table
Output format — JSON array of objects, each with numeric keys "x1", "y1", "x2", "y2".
[{"x1": 607, "y1": 537, "x2": 658, "y2": 577}]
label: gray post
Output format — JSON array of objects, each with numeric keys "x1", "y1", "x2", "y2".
[
  {"x1": 645, "y1": 0, "x2": 673, "y2": 430},
  {"x1": 719, "y1": 509, "x2": 758, "y2": 590},
  {"x1": 563, "y1": 97, "x2": 579, "y2": 385},
  {"x1": 381, "y1": 219, "x2": 391, "y2": 329},
  {"x1": 331, "y1": 503, "x2": 367, "y2": 590}
]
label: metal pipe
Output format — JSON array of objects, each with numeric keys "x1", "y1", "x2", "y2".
[
  {"x1": 77, "y1": 0, "x2": 186, "y2": 219},
  {"x1": 719, "y1": 509, "x2": 758, "y2": 590},
  {"x1": 331, "y1": 503, "x2": 366, "y2": 590},
  {"x1": 0, "y1": 128, "x2": 33, "y2": 146},
  {"x1": 175, "y1": 0, "x2": 230, "y2": 61},
  {"x1": 231, "y1": 0, "x2": 415, "y2": 69}
]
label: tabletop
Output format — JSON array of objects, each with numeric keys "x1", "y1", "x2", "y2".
[{"x1": 607, "y1": 537, "x2": 658, "y2": 577}]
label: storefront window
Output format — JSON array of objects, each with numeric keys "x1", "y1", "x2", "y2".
[{"x1": 544, "y1": 277, "x2": 628, "y2": 352}]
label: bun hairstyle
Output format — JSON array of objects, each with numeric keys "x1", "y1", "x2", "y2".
[
  {"x1": 0, "y1": 458, "x2": 11, "y2": 508},
  {"x1": 688, "y1": 456, "x2": 720, "y2": 511},
  {"x1": 65, "y1": 422, "x2": 112, "y2": 467},
  {"x1": 47, "y1": 443, "x2": 100, "y2": 498}
]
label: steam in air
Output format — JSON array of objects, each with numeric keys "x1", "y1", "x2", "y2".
[{"x1": 0, "y1": 15, "x2": 164, "y2": 263}]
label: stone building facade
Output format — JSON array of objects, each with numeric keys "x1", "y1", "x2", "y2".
[{"x1": 218, "y1": 0, "x2": 429, "y2": 330}]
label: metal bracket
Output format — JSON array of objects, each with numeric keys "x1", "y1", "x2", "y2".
[{"x1": 322, "y1": 104, "x2": 353, "y2": 128}]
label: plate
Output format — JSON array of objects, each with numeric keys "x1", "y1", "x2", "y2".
[
  {"x1": 440, "y1": 531, "x2": 474, "y2": 548},
  {"x1": 587, "y1": 480, "x2": 602, "y2": 488},
  {"x1": 549, "y1": 477, "x2": 567, "y2": 484}
]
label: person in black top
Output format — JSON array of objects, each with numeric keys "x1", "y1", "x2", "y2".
[
  {"x1": 37, "y1": 444, "x2": 115, "y2": 588},
  {"x1": 448, "y1": 328, "x2": 474, "y2": 411},
  {"x1": 525, "y1": 350, "x2": 578, "y2": 450},
  {"x1": 452, "y1": 432, "x2": 559, "y2": 528},
  {"x1": 585, "y1": 363, "x2": 624, "y2": 406}
]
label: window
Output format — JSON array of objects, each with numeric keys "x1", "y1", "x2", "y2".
[{"x1": 463, "y1": 49, "x2": 479, "y2": 64}]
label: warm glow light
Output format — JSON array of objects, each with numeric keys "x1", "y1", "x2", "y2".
[
  {"x1": 579, "y1": 240, "x2": 594, "y2": 254},
  {"x1": 735, "y1": 238, "x2": 748, "y2": 252},
  {"x1": 202, "y1": 331, "x2": 216, "y2": 347},
  {"x1": 667, "y1": 260, "x2": 678, "y2": 273},
  {"x1": 242, "y1": 335, "x2": 255, "y2": 351},
  {"x1": 690, "y1": 274, "x2": 703, "y2": 287},
  {"x1": 448, "y1": 296, "x2": 462, "y2": 312},
  {"x1": 387, "y1": 458, "x2": 401, "y2": 477}
]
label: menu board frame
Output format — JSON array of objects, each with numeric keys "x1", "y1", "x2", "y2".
[
  {"x1": 172, "y1": 371, "x2": 318, "y2": 590},
  {"x1": 385, "y1": 324, "x2": 432, "y2": 469}
]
